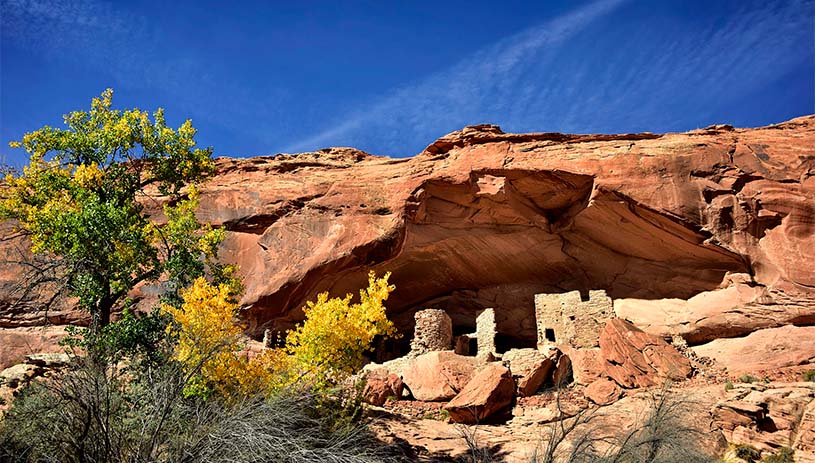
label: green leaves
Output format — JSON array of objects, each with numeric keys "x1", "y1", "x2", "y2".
[{"x1": 2, "y1": 89, "x2": 225, "y2": 333}]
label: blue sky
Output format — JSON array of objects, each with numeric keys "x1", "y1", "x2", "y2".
[{"x1": 1, "y1": 0, "x2": 813, "y2": 164}]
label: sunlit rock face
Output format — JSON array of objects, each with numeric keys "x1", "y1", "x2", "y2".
[{"x1": 1, "y1": 116, "x2": 814, "y2": 365}]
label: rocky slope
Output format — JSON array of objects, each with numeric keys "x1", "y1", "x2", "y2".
[{"x1": 1, "y1": 116, "x2": 814, "y2": 369}]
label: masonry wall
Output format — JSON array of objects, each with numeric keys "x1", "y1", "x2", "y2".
[
  {"x1": 535, "y1": 290, "x2": 613, "y2": 349},
  {"x1": 410, "y1": 309, "x2": 452, "y2": 354}
]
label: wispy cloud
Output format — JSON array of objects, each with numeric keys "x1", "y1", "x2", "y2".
[
  {"x1": 1, "y1": 0, "x2": 290, "y2": 154},
  {"x1": 1, "y1": 0, "x2": 153, "y2": 82},
  {"x1": 285, "y1": 0, "x2": 628, "y2": 154},
  {"x1": 285, "y1": 0, "x2": 812, "y2": 155}
]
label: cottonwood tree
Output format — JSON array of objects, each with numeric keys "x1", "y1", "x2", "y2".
[{"x1": 0, "y1": 89, "x2": 228, "y2": 337}]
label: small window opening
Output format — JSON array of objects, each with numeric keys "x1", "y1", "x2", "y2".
[
  {"x1": 568, "y1": 315, "x2": 576, "y2": 321},
  {"x1": 545, "y1": 328, "x2": 556, "y2": 342}
]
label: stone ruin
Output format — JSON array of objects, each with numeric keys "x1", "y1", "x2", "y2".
[
  {"x1": 409, "y1": 307, "x2": 499, "y2": 359},
  {"x1": 409, "y1": 290, "x2": 613, "y2": 358},
  {"x1": 452, "y1": 308, "x2": 498, "y2": 359},
  {"x1": 409, "y1": 309, "x2": 453, "y2": 355},
  {"x1": 534, "y1": 289, "x2": 613, "y2": 349}
]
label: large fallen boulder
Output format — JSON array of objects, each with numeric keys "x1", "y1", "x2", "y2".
[
  {"x1": 584, "y1": 378, "x2": 622, "y2": 405},
  {"x1": 600, "y1": 318, "x2": 692, "y2": 388},
  {"x1": 362, "y1": 369, "x2": 404, "y2": 406},
  {"x1": 445, "y1": 363, "x2": 515, "y2": 424},
  {"x1": 502, "y1": 348, "x2": 558, "y2": 397},
  {"x1": 692, "y1": 325, "x2": 815, "y2": 374},
  {"x1": 401, "y1": 351, "x2": 480, "y2": 401}
]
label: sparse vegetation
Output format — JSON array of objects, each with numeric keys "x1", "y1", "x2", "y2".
[
  {"x1": 525, "y1": 387, "x2": 714, "y2": 463},
  {"x1": 737, "y1": 374, "x2": 761, "y2": 384},
  {"x1": 731, "y1": 443, "x2": 762, "y2": 462},
  {"x1": 0, "y1": 91, "x2": 401, "y2": 463},
  {"x1": 724, "y1": 380, "x2": 734, "y2": 391},
  {"x1": 761, "y1": 447, "x2": 795, "y2": 463},
  {"x1": 802, "y1": 370, "x2": 815, "y2": 382}
]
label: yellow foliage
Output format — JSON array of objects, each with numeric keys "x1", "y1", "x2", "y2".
[
  {"x1": 163, "y1": 277, "x2": 271, "y2": 399},
  {"x1": 283, "y1": 271, "x2": 397, "y2": 388},
  {"x1": 165, "y1": 272, "x2": 397, "y2": 400}
]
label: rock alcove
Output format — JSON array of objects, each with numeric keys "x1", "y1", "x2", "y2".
[{"x1": 248, "y1": 169, "x2": 747, "y2": 358}]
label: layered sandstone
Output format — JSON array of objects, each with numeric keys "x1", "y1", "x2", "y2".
[{"x1": 0, "y1": 116, "x2": 814, "y2": 365}]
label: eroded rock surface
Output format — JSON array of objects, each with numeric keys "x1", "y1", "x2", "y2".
[
  {"x1": 444, "y1": 363, "x2": 515, "y2": 424},
  {"x1": 712, "y1": 382, "x2": 815, "y2": 461},
  {"x1": 600, "y1": 318, "x2": 692, "y2": 388},
  {"x1": 693, "y1": 325, "x2": 815, "y2": 374},
  {"x1": 0, "y1": 117, "x2": 813, "y2": 361}
]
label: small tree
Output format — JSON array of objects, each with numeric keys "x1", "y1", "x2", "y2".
[
  {"x1": 166, "y1": 271, "x2": 397, "y2": 399},
  {"x1": 283, "y1": 271, "x2": 397, "y2": 388},
  {"x1": 0, "y1": 89, "x2": 225, "y2": 336}
]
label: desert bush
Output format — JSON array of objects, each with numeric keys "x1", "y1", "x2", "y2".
[
  {"x1": 183, "y1": 390, "x2": 401, "y2": 463},
  {"x1": 282, "y1": 271, "x2": 397, "y2": 389},
  {"x1": 162, "y1": 276, "x2": 276, "y2": 400},
  {"x1": 458, "y1": 423, "x2": 497, "y2": 463},
  {"x1": 0, "y1": 358, "x2": 400, "y2": 463},
  {"x1": 526, "y1": 387, "x2": 715, "y2": 463},
  {"x1": 802, "y1": 370, "x2": 815, "y2": 382},
  {"x1": 737, "y1": 374, "x2": 760, "y2": 384},
  {"x1": 165, "y1": 271, "x2": 397, "y2": 400},
  {"x1": 0, "y1": 356, "x2": 193, "y2": 463},
  {"x1": 761, "y1": 446, "x2": 795, "y2": 463}
]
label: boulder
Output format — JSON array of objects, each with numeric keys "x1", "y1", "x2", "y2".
[
  {"x1": 25, "y1": 352, "x2": 71, "y2": 368},
  {"x1": 692, "y1": 325, "x2": 815, "y2": 374},
  {"x1": 445, "y1": 364, "x2": 515, "y2": 424},
  {"x1": 0, "y1": 363, "x2": 41, "y2": 388},
  {"x1": 585, "y1": 378, "x2": 622, "y2": 405},
  {"x1": 401, "y1": 351, "x2": 479, "y2": 401},
  {"x1": 561, "y1": 347, "x2": 605, "y2": 385},
  {"x1": 503, "y1": 348, "x2": 557, "y2": 396},
  {"x1": 553, "y1": 354, "x2": 573, "y2": 387},
  {"x1": 362, "y1": 370, "x2": 404, "y2": 406},
  {"x1": 516, "y1": 359, "x2": 554, "y2": 397},
  {"x1": 599, "y1": 318, "x2": 692, "y2": 388}
]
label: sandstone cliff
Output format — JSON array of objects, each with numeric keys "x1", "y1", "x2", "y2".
[{"x1": 1, "y1": 116, "x2": 814, "y2": 368}]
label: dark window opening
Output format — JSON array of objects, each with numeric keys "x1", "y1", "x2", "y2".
[
  {"x1": 568, "y1": 315, "x2": 576, "y2": 321},
  {"x1": 545, "y1": 328, "x2": 556, "y2": 342},
  {"x1": 468, "y1": 338, "x2": 478, "y2": 355}
]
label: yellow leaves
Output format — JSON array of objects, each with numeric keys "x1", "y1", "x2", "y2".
[
  {"x1": 91, "y1": 88, "x2": 114, "y2": 111},
  {"x1": 164, "y1": 272, "x2": 398, "y2": 401},
  {"x1": 283, "y1": 271, "x2": 397, "y2": 388},
  {"x1": 163, "y1": 277, "x2": 252, "y2": 398},
  {"x1": 73, "y1": 163, "x2": 104, "y2": 188}
]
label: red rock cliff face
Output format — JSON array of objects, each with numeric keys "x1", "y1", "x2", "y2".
[{"x1": 2, "y1": 116, "x2": 814, "y2": 363}]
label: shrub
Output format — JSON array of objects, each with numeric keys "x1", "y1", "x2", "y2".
[
  {"x1": 762, "y1": 447, "x2": 795, "y2": 463},
  {"x1": 282, "y1": 271, "x2": 397, "y2": 389},
  {"x1": 162, "y1": 276, "x2": 274, "y2": 400},
  {"x1": 0, "y1": 358, "x2": 401, "y2": 463},
  {"x1": 733, "y1": 443, "x2": 761, "y2": 462},
  {"x1": 738, "y1": 374, "x2": 760, "y2": 384},
  {"x1": 802, "y1": 370, "x2": 815, "y2": 382},
  {"x1": 164, "y1": 271, "x2": 398, "y2": 399},
  {"x1": 527, "y1": 387, "x2": 714, "y2": 463}
]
